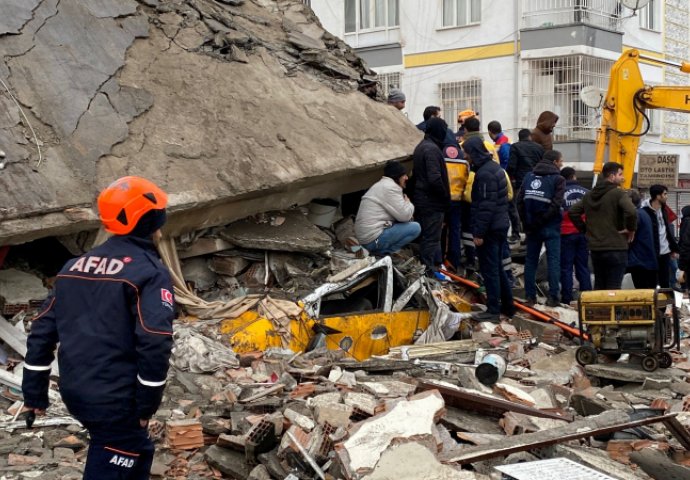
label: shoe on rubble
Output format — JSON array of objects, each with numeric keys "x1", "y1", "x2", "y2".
[
  {"x1": 472, "y1": 311, "x2": 500, "y2": 323},
  {"x1": 546, "y1": 297, "x2": 561, "y2": 307},
  {"x1": 525, "y1": 297, "x2": 536, "y2": 307},
  {"x1": 508, "y1": 233, "x2": 520, "y2": 244}
]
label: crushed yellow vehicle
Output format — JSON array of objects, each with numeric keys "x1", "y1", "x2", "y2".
[{"x1": 220, "y1": 257, "x2": 460, "y2": 361}]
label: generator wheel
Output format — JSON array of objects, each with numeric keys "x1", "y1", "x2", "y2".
[
  {"x1": 657, "y1": 352, "x2": 673, "y2": 369},
  {"x1": 576, "y1": 345, "x2": 598, "y2": 366},
  {"x1": 642, "y1": 354, "x2": 659, "y2": 372}
]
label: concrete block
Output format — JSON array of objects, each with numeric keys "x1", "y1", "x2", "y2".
[
  {"x1": 339, "y1": 390, "x2": 445, "y2": 477},
  {"x1": 314, "y1": 402, "x2": 352, "y2": 428}
]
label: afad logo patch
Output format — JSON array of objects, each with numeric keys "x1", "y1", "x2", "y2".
[{"x1": 161, "y1": 288, "x2": 174, "y2": 310}]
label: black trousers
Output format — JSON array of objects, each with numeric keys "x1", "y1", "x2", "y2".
[
  {"x1": 657, "y1": 253, "x2": 671, "y2": 289},
  {"x1": 417, "y1": 209, "x2": 445, "y2": 270},
  {"x1": 591, "y1": 250, "x2": 628, "y2": 290},
  {"x1": 82, "y1": 419, "x2": 154, "y2": 480}
]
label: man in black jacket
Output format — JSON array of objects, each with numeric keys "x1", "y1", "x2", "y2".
[
  {"x1": 412, "y1": 116, "x2": 451, "y2": 274},
  {"x1": 23, "y1": 176, "x2": 174, "y2": 480},
  {"x1": 506, "y1": 129, "x2": 544, "y2": 242},
  {"x1": 642, "y1": 184, "x2": 679, "y2": 288},
  {"x1": 518, "y1": 150, "x2": 565, "y2": 307},
  {"x1": 465, "y1": 136, "x2": 514, "y2": 322}
]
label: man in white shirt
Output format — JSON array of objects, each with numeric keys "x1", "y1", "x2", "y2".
[{"x1": 642, "y1": 184, "x2": 679, "y2": 288}]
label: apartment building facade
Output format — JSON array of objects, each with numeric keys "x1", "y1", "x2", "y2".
[{"x1": 309, "y1": 0, "x2": 690, "y2": 192}]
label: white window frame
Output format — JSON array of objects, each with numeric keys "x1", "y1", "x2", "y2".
[
  {"x1": 442, "y1": 0, "x2": 481, "y2": 29},
  {"x1": 345, "y1": 0, "x2": 399, "y2": 34},
  {"x1": 377, "y1": 71, "x2": 403, "y2": 99},
  {"x1": 639, "y1": 0, "x2": 659, "y2": 31},
  {"x1": 439, "y1": 79, "x2": 482, "y2": 132}
]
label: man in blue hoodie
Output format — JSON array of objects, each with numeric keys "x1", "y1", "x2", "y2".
[
  {"x1": 627, "y1": 189, "x2": 658, "y2": 288},
  {"x1": 465, "y1": 136, "x2": 514, "y2": 322},
  {"x1": 23, "y1": 177, "x2": 174, "y2": 480},
  {"x1": 518, "y1": 150, "x2": 565, "y2": 307}
]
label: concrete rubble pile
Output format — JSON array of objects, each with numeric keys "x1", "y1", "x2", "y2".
[
  {"x1": 3, "y1": 207, "x2": 690, "y2": 479},
  {"x1": 0, "y1": 0, "x2": 419, "y2": 246}
]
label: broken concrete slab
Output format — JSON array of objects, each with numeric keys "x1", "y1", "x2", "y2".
[
  {"x1": 0, "y1": 0, "x2": 42, "y2": 35},
  {"x1": 361, "y1": 442, "x2": 479, "y2": 480},
  {"x1": 337, "y1": 390, "x2": 445, "y2": 477},
  {"x1": 0, "y1": 269, "x2": 48, "y2": 305},
  {"x1": 205, "y1": 445, "x2": 252, "y2": 479},
  {"x1": 0, "y1": 0, "x2": 420, "y2": 246},
  {"x1": 220, "y1": 210, "x2": 333, "y2": 254},
  {"x1": 585, "y1": 363, "x2": 687, "y2": 383}
]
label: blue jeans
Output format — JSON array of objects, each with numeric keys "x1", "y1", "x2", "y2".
[
  {"x1": 525, "y1": 228, "x2": 561, "y2": 300},
  {"x1": 560, "y1": 233, "x2": 592, "y2": 304},
  {"x1": 477, "y1": 229, "x2": 514, "y2": 315},
  {"x1": 363, "y1": 222, "x2": 421, "y2": 256}
]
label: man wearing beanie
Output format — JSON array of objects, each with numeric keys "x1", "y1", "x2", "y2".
[
  {"x1": 23, "y1": 176, "x2": 174, "y2": 480},
  {"x1": 387, "y1": 88, "x2": 406, "y2": 110},
  {"x1": 355, "y1": 161, "x2": 421, "y2": 256},
  {"x1": 412, "y1": 116, "x2": 451, "y2": 274}
]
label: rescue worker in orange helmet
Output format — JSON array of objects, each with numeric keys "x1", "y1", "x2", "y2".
[{"x1": 22, "y1": 176, "x2": 174, "y2": 480}]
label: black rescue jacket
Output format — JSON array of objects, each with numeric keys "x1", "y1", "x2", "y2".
[
  {"x1": 22, "y1": 235, "x2": 174, "y2": 422},
  {"x1": 679, "y1": 206, "x2": 690, "y2": 272},
  {"x1": 466, "y1": 137, "x2": 510, "y2": 238},
  {"x1": 507, "y1": 140, "x2": 544, "y2": 187},
  {"x1": 411, "y1": 137, "x2": 451, "y2": 212}
]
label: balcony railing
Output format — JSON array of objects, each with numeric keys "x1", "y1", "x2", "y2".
[{"x1": 522, "y1": 0, "x2": 622, "y2": 31}]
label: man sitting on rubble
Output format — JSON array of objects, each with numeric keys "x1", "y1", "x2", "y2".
[
  {"x1": 355, "y1": 160, "x2": 421, "y2": 257},
  {"x1": 22, "y1": 176, "x2": 174, "y2": 480}
]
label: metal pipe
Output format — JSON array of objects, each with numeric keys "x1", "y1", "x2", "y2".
[
  {"x1": 286, "y1": 430, "x2": 326, "y2": 480},
  {"x1": 638, "y1": 54, "x2": 690, "y2": 73}
]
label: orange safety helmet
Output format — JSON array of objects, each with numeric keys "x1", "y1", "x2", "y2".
[
  {"x1": 97, "y1": 176, "x2": 168, "y2": 235},
  {"x1": 457, "y1": 109, "x2": 478, "y2": 124}
]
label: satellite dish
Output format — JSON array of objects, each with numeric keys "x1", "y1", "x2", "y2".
[
  {"x1": 620, "y1": 0, "x2": 651, "y2": 11},
  {"x1": 579, "y1": 86, "x2": 605, "y2": 109}
]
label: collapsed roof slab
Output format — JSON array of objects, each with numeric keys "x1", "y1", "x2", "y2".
[{"x1": 0, "y1": 0, "x2": 421, "y2": 245}]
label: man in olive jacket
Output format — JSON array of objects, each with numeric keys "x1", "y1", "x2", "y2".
[{"x1": 569, "y1": 162, "x2": 637, "y2": 289}]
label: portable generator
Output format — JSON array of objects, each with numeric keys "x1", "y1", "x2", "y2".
[{"x1": 575, "y1": 288, "x2": 680, "y2": 372}]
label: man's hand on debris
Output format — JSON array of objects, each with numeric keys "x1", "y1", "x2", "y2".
[{"x1": 473, "y1": 237, "x2": 484, "y2": 247}]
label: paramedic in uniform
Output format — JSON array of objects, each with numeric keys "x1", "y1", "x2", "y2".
[{"x1": 22, "y1": 176, "x2": 174, "y2": 480}]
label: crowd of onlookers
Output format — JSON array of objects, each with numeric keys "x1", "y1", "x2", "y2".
[{"x1": 351, "y1": 88, "x2": 690, "y2": 322}]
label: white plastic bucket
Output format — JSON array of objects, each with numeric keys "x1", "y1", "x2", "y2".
[
  {"x1": 307, "y1": 198, "x2": 339, "y2": 228},
  {"x1": 475, "y1": 353, "x2": 507, "y2": 386}
]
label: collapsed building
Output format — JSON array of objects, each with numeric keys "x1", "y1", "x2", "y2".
[{"x1": 2, "y1": 1, "x2": 690, "y2": 480}]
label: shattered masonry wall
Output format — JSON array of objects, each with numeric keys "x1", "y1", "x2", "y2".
[{"x1": 0, "y1": 0, "x2": 421, "y2": 245}]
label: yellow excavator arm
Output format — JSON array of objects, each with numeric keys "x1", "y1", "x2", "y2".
[{"x1": 593, "y1": 49, "x2": 690, "y2": 188}]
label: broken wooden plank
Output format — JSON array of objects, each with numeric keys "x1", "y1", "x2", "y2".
[
  {"x1": 629, "y1": 448, "x2": 690, "y2": 480},
  {"x1": 662, "y1": 416, "x2": 690, "y2": 450},
  {"x1": 417, "y1": 379, "x2": 573, "y2": 421},
  {"x1": 441, "y1": 411, "x2": 677, "y2": 465}
]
